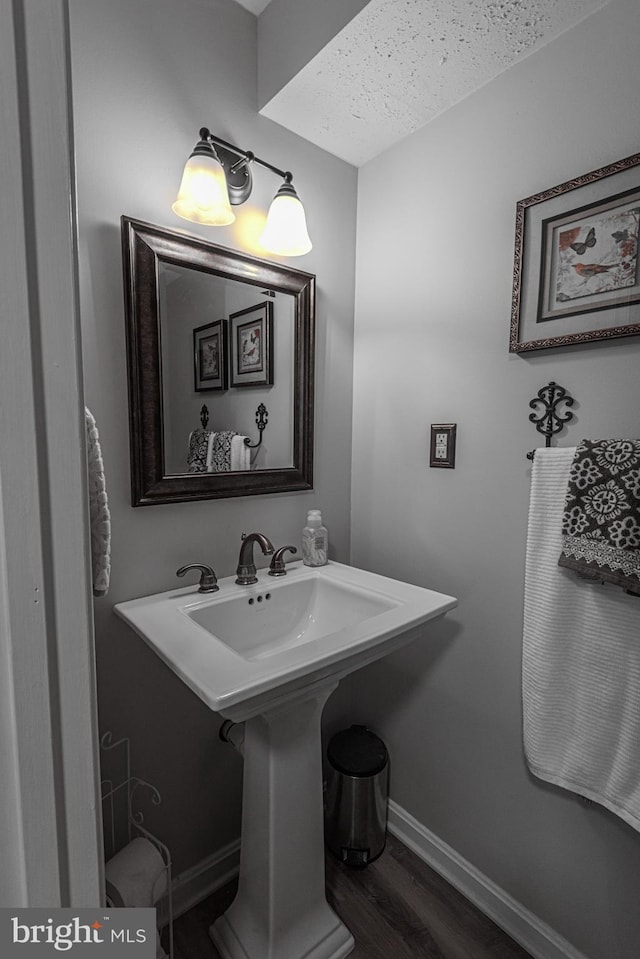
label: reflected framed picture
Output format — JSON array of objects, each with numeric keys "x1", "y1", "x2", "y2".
[
  {"x1": 194, "y1": 318, "x2": 227, "y2": 391},
  {"x1": 510, "y1": 151, "x2": 640, "y2": 352},
  {"x1": 230, "y1": 301, "x2": 274, "y2": 388}
]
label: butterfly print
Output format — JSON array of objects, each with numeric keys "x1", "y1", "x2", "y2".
[{"x1": 570, "y1": 227, "x2": 596, "y2": 255}]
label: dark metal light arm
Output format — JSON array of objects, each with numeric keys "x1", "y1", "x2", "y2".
[{"x1": 200, "y1": 127, "x2": 293, "y2": 186}]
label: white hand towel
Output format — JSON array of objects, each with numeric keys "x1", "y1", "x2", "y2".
[
  {"x1": 523, "y1": 447, "x2": 640, "y2": 832},
  {"x1": 85, "y1": 408, "x2": 111, "y2": 597},
  {"x1": 230, "y1": 434, "x2": 250, "y2": 471}
]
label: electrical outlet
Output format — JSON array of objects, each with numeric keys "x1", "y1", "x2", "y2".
[{"x1": 429, "y1": 424, "x2": 456, "y2": 468}]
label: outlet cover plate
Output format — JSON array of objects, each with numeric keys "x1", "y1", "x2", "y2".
[{"x1": 430, "y1": 424, "x2": 456, "y2": 468}]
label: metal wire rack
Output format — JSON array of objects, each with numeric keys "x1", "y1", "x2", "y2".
[{"x1": 100, "y1": 731, "x2": 173, "y2": 959}]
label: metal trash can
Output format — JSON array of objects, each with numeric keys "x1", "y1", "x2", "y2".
[{"x1": 325, "y1": 725, "x2": 388, "y2": 868}]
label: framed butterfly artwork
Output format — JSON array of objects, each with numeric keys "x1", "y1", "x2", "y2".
[
  {"x1": 229, "y1": 301, "x2": 274, "y2": 388},
  {"x1": 194, "y1": 318, "x2": 227, "y2": 391},
  {"x1": 510, "y1": 150, "x2": 640, "y2": 352}
]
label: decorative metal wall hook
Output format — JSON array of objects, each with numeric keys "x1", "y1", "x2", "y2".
[
  {"x1": 527, "y1": 381, "x2": 575, "y2": 460},
  {"x1": 244, "y1": 403, "x2": 268, "y2": 449},
  {"x1": 199, "y1": 402, "x2": 268, "y2": 449}
]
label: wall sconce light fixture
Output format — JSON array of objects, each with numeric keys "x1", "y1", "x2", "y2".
[{"x1": 172, "y1": 127, "x2": 312, "y2": 257}]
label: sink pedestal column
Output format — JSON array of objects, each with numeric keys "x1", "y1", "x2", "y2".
[{"x1": 211, "y1": 680, "x2": 355, "y2": 959}]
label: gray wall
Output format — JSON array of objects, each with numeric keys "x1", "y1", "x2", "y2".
[
  {"x1": 69, "y1": 0, "x2": 357, "y2": 875},
  {"x1": 349, "y1": 1, "x2": 640, "y2": 957}
]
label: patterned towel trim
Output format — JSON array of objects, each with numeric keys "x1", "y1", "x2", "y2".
[{"x1": 561, "y1": 533, "x2": 640, "y2": 586}]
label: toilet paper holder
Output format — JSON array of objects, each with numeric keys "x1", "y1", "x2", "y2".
[{"x1": 101, "y1": 731, "x2": 173, "y2": 959}]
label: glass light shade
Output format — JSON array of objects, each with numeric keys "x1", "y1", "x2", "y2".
[
  {"x1": 172, "y1": 153, "x2": 235, "y2": 226},
  {"x1": 259, "y1": 182, "x2": 312, "y2": 256}
]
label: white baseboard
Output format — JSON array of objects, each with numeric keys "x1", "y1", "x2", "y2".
[
  {"x1": 168, "y1": 838, "x2": 241, "y2": 922},
  {"x1": 387, "y1": 800, "x2": 589, "y2": 959}
]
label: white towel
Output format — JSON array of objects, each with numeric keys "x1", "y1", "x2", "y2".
[
  {"x1": 523, "y1": 447, "x2": 640, "y2": 831},
  {"x1": 85, "y1": 408, "x2": 111, "y2": 597},
  {"x1": 230, "y1": 434, "x2": 250, "y2": 471}
]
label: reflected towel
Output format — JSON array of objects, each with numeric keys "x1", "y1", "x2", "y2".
[
  {"x1": 231, "y1": 434, "x2": 250, "y2": 471},
  {"x1": 186, "y1": 429, "x2": 213, "y2": 472},
  {"x1": 207, "y1": 431, "x2": 250, "y2": 472},
  {"x1": 558, "y1": 438, "x2": 640, "y2": 595},
  {"x1": 85, "y1": 408, "x2": 110, "y2": 597},
  {"x1": 523, "y1": 448, "x2": 640, "y2": 832}
]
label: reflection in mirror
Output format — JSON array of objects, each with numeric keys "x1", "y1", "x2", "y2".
[
  {"x1": 159, "y1": 264, "x2": 294, "y2": 474},
  {"x1": 121, "y1": 217, "x2": 315, "y2": 505}
]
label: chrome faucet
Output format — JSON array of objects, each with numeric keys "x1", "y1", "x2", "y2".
[{"x1": 235, "y1": 532, "x2": 274, "y2": 585}]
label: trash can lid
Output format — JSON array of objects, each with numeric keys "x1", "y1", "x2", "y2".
[{"x1": 327, "y1": 725, "x2": 388, "y2": 778}]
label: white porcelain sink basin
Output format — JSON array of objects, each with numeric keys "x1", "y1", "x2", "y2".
[
  {"x1": 115, "y1": 560, "x2": 456, "y2": 721},
  {"x1": 116, "y1": 560, "x2": 456, "y2": 959},
  {"x1": 188, "y1": 574, "x2": 398, "y2": 660}
]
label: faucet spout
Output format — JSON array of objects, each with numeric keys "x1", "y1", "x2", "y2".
[{"x1": 236, "y1": 532, "x2": 274, "y2": 585}]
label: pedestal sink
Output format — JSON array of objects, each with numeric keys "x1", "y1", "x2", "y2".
[{"x1": 115, "y1": 560, "x2": 456, "y2": 959}]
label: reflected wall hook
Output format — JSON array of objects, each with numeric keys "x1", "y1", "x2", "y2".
[
  {"x1": 526, "y1": 381, "x2": 575, "y2": 460},
  {"x1": 244, "y1": 403, "x2": 268, "y2": 449}
]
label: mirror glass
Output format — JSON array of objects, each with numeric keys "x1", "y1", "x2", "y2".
[
  {"x1": 122, "y1": 217, "x2": 315, "y2": 505},
  {"x1": 159, "y1": 264, "x2": 294, "y2": 474}
]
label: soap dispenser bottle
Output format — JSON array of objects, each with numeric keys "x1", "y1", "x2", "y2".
[{"x1": 302, "y1": 509, "x2": 328, "y2": 567}]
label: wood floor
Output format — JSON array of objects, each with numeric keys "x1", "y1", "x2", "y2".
[{"x1": 170, "y1": 834, "x2": 533, "y2": 959}]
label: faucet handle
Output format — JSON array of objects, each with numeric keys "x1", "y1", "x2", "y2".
[
  {"x1": 268, "y1": 545, "x2": 297, "y2": 577},
  {"x1": 176, "y1": 564, "x2": 219, "y2": 593}
]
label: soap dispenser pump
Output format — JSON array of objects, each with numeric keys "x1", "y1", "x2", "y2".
[{"x1": 302, "y1": 509, "x2": 328, "y2": 567}]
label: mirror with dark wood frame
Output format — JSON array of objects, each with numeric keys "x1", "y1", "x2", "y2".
[{"x1": 121, "y1": 216, "x2": 315, "y2": 505}]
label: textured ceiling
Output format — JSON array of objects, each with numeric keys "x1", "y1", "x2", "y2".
[{"x1": 257, "y1": 0, "x2": 609, "y2": 166}]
